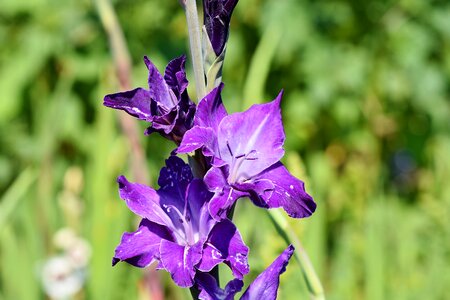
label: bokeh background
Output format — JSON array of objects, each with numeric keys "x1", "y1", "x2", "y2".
[{"x1": 1, "y1": 0, "x2": 449, "y2": 299}]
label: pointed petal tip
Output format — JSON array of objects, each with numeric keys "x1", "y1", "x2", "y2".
[
  {"x1": 286, "y1": 244, "x2": 295, "y2": 256},
  {"x1": 103, "y1": 94, "x2": 113, "y2": 107},
  {"x1": 117, "y1": 175, "x2": 128, "y2": 187},
  {"x1": 112, "y1": 257, "x2": 119, "y2": 266},
  {"x1": 274, "y1": 89, "x2": 284, "y2": 106},
  {"x1": 143, "y1": 55, "x2": 158, "y2": 72}
]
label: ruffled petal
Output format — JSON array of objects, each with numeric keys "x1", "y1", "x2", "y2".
[
  {"x1": 240, "y1": 245, "x2": 295, "y2": 300},
  {"x1": 254, "y1": 162, "x2": 316, "y2": 218},
  {"x1": 159, "y1": 240, "x2": 203, "y2": 288},
  {"x1": 217, "y1": 91, "x2": 285, "y2": 182},
  {"x1": 112, "y1": 219, "x2": 172, "y2": 268},
  {"x1": 103, "y1": 88, "x2": 152, "y2": 121}
]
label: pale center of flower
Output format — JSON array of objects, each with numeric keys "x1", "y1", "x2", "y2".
[
  {"x1": 226, "y1": 141, "x2": 258, "y2": 183},
  {"x1": 163, "y1": 204, "x2": 199, "y2": 246}
]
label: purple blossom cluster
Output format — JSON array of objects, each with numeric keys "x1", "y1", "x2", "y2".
[{"x1": 104, "y1": 1, "x2": 316, "y2": 299}]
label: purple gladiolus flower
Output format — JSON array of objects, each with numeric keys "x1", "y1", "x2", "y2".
[
  {"x1": 104, "y1": 55, "x2": 195, "y2": 143},
  {"x1": 178, "y1": 85, "x2": 316, "y2": 220},
  {"x1": 196, "y1": 245, "x2": 295, "y2": 300},
  {"x1": 112, "y1": 156, "x2": 249, "y2": 288},
  {"x1": 203, "y1": 0, "x2": 239, "y2": 56}
]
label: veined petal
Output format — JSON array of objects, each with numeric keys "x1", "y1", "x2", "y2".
[
  {"x1": 196, "y1": 272, "x2": 243, "y2": 300},
  {"x1": 112, "y1": 219, "x2": 172, "y2": 268},
  {"x1": 117, "y1": 176, "x2": 170, "y2": 226},
  {"x1": 160, "y1": 240, "x2": 203, "y2": 288},
  {"x1": 217, "y1": 91, "x2": 285, "y2": 182},
  {"x1": 240, "y1": 245, "x2": 295, "y2": 300},
  {"x1": 144, "y1": 56, "x2": 175, "y2": 109},
  {"x1": 254, "y1": 162, "x2": 316, "y2": 218},
  {"x1": 186, "y1": 179, "x2": 214, "y2": 234},
  {"x1": 103, "y1": 88, "x2": 152, "y2": 121}
]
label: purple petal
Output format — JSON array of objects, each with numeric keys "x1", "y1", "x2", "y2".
[
  {"x1": 240, "y1": 245, "x2": 295, "y2": 300},
  {"x1": 157, "y1": 156, "x2": 195, "y2": 229},
  {"x1": 159, "y1": 240, "x2": 203, "y2": 288},
  {"x1": 158, "y1": 156, "x2": 193, "y2": 194},
  {"x1": 195, "y1": 83, "x2": 227, "y2": 131},
  {"x1": 233, "y1": 178, "x2": 274, "y2": 208},
  {"x1": 143, "y1": 56, "x2": 175, "y2": 109},
  {"x1": 112, "y1": 219, "x2": 172, "y2": 268},
  {"x1": 186, "y1": 179, "x2": 215, "y2": 237},
  {"x1": 147, "y1": 107, "x2": 179, "y2": 134},
  {"x1": 217, "y1": 91, "x2": 285, "y2": 182},
  {"x1": 208, "y1": 186, "x2": 247, "y2": 220},
  {"x1": 254, "y1": 162, "x2": 316, "y2": 218},
  {"x1": 178, "y1": 126, "x2": 217, "y2": 156},
  {"x1": 196, "y1": 272, "x2": 243, "y2": 300},
  {"x1": 199, "y1": 219, "x2": 249, "y2": 279},
  {"x1": 203, "y1": 0, "x2": 239, "y2": 55},
  {"x1": 117, "y1": 176, "x2": 171, "y2": 226},
  {"x1": 164, "y1": 55, "x2": 189, "y2": 99},
  {"x1": 103, "y1": 88, "x2": 152, "y2": 121},
  {"x1": 204, "y1": 166, "x2": 228, "y2": 192}
]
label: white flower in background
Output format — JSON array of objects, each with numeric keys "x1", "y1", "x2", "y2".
[
  {"x1": 40, "y1": 228, "x2": 91, "y2": 299},
  {"x1": 41, "y1": 256, "x2": 86, "y2": 300}
]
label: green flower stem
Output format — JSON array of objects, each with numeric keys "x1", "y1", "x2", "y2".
[
  {"x1": 267, "y1": 210, "x2": 325, "y2": 300},
  {"x1": 184, "y1": 0, "x2": 207, "y2": 101},
  {"x1": 183, "y1": 2, "x2": 217, "y2": 298}
]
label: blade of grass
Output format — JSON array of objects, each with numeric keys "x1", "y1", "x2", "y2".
[
  {"x1": 267, "y1": 209, "x2": 325, "y2": 300},
  {"x1": 0, "y1": 167, "x2": 36, "y2": 230}
]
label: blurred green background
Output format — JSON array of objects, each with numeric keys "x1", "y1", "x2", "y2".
[{"x1": 1, "y1": 0, "x2": 449, "y2": 299}]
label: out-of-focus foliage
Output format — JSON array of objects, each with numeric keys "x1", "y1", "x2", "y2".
[{"x1": 0, "y1": 0, "x2": 449, "y2": 299}]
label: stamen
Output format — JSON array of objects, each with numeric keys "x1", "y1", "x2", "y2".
[{"x1": 226, "y1": 141, "x2": 234, "y2": 156}]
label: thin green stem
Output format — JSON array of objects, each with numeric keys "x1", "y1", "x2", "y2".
[
  {"x1": 95, "y1": 0, "x2": 150, "y2": 185},
  {"x1": 184, "y1": 0, "x2": 207, "y2": 101},
  {"x1": 267, "y1": 210, "x2": 325, "y2": 300}
]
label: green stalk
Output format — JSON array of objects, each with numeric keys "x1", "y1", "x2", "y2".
[
  {"x1": 94, "y1": 0, "x2": 150, "y2": 185},
  {"x1": 182, "y1": 2, "x2": 214, "y2": 298},
  {"x1": 184, "y1": 0, "x2": 207, "y2": 101},
  {"x1": 0, "y1": 168, "x2": 36, "y2": 231},
  {"x1": 267, "y1": 210, "x2": 325, "y2": 300}
]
